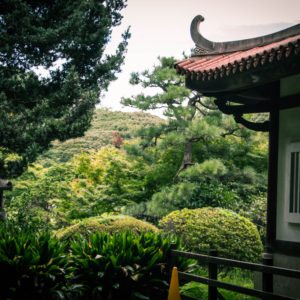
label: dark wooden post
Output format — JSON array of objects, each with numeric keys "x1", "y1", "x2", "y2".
[
  {"x1": 167, "y1": 243, "x2": 177, "y2": 278},
  {"x1": 262, "y1": 252, "x2": 273, "y2": 297},
  {"x1": 208, "y1": 249, "x2": 218, "y2": 300},
  {"x1": 150, "y1": 242, "x2": 177, "y2": 300},
  {"x1": 266, "y1": 91, "x2": 279, "y2": 251}
]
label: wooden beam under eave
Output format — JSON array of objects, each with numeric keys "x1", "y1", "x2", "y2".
[{"x1": 215, "y1": 99, "x2": 271, "y2": 114}]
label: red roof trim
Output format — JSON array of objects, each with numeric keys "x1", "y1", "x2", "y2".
[{"x1": 176, "y1": 35, "x2": 300, "y2": 81}]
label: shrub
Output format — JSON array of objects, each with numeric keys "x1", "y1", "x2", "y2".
[
  {"x1": 146, "y1": 181, "x2": 238, "y2": 218},
  {"x1": 239, "y1": 193, "x2": 267, "y2": 241},
  {"x1": 0, "y1": 224, "x2": 192, "y2": 300},
  {"x1": 56, "y1": 214, "x2": 159, "y2": 240},
  {"x1": 0, "y1": 225, "x2": 68, "y2": 299},
  {"x1": 159, "y1": 207, "x2": 263, "y2": 262},
  {"x1": 140, "y1": 160, "x2": 244, "y2": 219},
  {"x1": 69, "y1": 231, "x2": 186, "y2": 299}
]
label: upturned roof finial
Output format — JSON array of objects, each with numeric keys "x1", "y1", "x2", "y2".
[
  {"x1": 190, "y1": 14, "x2": 300, "y2": 56},
  {"x1": 190, "y1": 15, "x2": 214, "y2": 54}
]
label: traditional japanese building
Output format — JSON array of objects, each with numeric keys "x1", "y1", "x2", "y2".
[{"x1": 175, "y1": 15, "x2": 300, "y2": 298}]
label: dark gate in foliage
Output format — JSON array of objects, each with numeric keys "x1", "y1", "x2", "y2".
[{"x1": 166, "y1": 248, "x2": 300, "y2": 300}]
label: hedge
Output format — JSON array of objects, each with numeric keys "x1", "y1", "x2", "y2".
[
  {"x1": 56, "y1": 214, "x2": 159, "y2": 240},
  {"x1": 159, "y1": 207, "x2": 263, "y2": 262}
]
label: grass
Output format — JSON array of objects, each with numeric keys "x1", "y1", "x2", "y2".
[{"x1": 180, "y1": 268, "x2": 259, "y2": 300}]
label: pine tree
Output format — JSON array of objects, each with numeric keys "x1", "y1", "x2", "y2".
[
  {"x1": 122, "y1": 57, "x2": 220, "y2": 177},
  {"x1": 0, "y1": 0, "x2": 130, "y2": 177}
]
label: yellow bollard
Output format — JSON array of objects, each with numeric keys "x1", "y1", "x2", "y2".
[{"x1": 168, "y1": 266, "x2": 181, "y2": 300}]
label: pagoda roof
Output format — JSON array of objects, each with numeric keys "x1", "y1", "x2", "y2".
[
  {"x1": 175, "y1": 16, "x2": 300, "y2": 131},
  {"x1": 175, "y1": 15, "x2": 300, "y2": 82}
]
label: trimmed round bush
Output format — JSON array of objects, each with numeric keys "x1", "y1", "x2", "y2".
[
  {"x1": 56, "y1": 214, "x2": 159, "y2": 240},
  {"x1": 159, "y1": 207, "x2": 263, "y2": 262}
]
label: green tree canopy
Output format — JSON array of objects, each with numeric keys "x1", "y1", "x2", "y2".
[
  {"x1": 122, "y1": 57, "x2": 268, "y2": 231},
  {"x1": 121, "y1": 56, "x2": 253, "y2": 177},
  {"x1": 7, "y1": 146, "x2": 148, "y2": 229},
  {"x1": 0, "y1": 0, "x2": 130, "y2": 177}
]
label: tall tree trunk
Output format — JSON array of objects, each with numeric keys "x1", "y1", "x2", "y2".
[
  {"x1": 174, "y1": 140, "x2": 194, "y2": 179},
  {"x1": 173, "y1": 96, "x2": 198, "y2": 179}
]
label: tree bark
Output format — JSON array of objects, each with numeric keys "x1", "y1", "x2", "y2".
[{"x1": 174, "y1": 140, "x2": 194, "y2": 179}]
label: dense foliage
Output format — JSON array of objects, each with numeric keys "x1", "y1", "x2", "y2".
[
  {"x1": 0, "y1": 223, "x2": 184, "y2": 300},
  {"x1": 4, "y1": 56, "x2": 267, "y2": 278},
  {"x1": 160, "y1": 207, "x2": 263, "y2": 262},
  {"x1": 7, "y1": 145, "x2": 148, "y2": 229},
  {"x1": 68, "y1": 231, "x2": 179, "y2": 299},
  {"x1": 56, "y1": 215, "x2": 159, "y2": 240},
  {"x1": 120, "y1": 57, "x2": 268, "y2": 238},
  {"x1": 0, "y1": 5, "x2": 270, "y2": 298},
  {"x1": 143, "y1": 159, "x2": 239, "y2": 218},
  {"x1": 121, "y1": 57, "x2": 267, "y2": 176},
  {"x1": 0, "y1": 0, "x2": 130, "y2": 176},
  {"x1": 122, "y1": 56, "x2": 204, "y2": 175},
  {"x1": 0, "y1": 227, "x2": 68, "y2": 299},
  {"x1": 41, "y1": 109, "x2": 163, "y2": 163},
  {"x1": 6, "y1": 105, "x2": 268, "y2": 241}
]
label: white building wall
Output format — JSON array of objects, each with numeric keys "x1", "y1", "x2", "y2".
[{"x1": 276, "y1": 106, "x2": 300, "y2": 242}]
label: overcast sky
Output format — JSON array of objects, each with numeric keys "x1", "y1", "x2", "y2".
[{"x1": 100, "y1": 0, "x2": 300, "y2": 113}]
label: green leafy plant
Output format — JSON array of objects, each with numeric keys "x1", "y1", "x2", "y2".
[
  {"x1": 0, "y1": 222, "x2": 192, "y2": 299},
  {"x1": 0, "y1": 225, "x2": 68, "y2": 299},
  {"x1": 159, "y1": 207, "x2": 263, "y2": 262},
  {"x1": 68, "y1": 231, "x2": 181, "y2": 299},
  {"x1": 7, "y1": 146, "x2": 149, "y2": 229}
]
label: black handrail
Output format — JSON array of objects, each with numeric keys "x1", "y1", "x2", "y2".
[
  {"x1": 170, "y1": 249, "x2": 300, "y2": 300},
  {"x1": 178, "y1": 272, "x2": 295, "y2": 300},
  {"x1": 171, "y1": 249, "x2": 300, "y2": 278}
]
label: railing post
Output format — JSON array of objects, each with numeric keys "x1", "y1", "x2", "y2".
[
  {"x1": 151, "y1": 244, "x2": 177, "y2": 300},
  {"x1": 167, "y1": 243, "x2": 177, "y2": 278},
  {"x1": 262, "y1": 252, "x2": 273, "y2": 298},
  {"x1": 208, "y1": 249, "x2": 218, "y2": 300}
]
